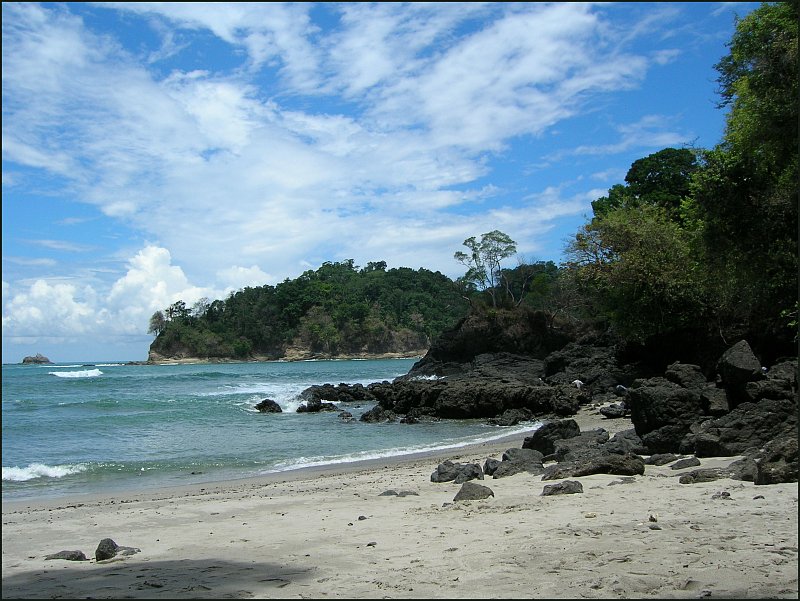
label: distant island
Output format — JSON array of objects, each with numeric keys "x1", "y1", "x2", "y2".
[{"x1": 21, "y1": 353, "x2": 53, "y2": 365}]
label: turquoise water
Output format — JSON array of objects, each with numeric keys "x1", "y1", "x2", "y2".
[{"x1": 2, "y1": 359, "x2": 540, "y2": 501}]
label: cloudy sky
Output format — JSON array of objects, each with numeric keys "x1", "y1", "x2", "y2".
[{"x1": 2, "y1": 2, "x2": 758, "y2": 362}]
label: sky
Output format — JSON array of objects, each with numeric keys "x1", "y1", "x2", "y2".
[{"x1": 2, "y1": 2, "x2": 760, "y2": 363}]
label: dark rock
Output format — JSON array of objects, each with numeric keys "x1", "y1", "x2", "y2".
[
  {"x1": 678, "y1": 468, "x2": 729, "y2": 484},
  {"x1": 487, "y1": 407, "x2": 533, "y2": 426},
  {"x1": 717, "y1": 340, "x2": 762, "y2": 389},
  {"x1": 22, "y1": 353, "x2": 53, "y2": 364},
  {"x1": 491, "y1": 448, "x2": 545, "y2": 479},
  {"x1": 483, "y1": 458, "x2": 502, "y2": 476},
  {"x1": 700, "y1": 387, "x2": 730, "y2": 416},
  {"x1": 541, "y1": 480, "x2": 584, "y2": 496},
  {"x1": 453, "y1": 481, "x2": 494, "y2": 502},
  {"x1": 522, "y1": 419, "x2": 581, "y2": 455},
  {"x1": 665, "y1": 362, "x2": 709, "y2": 390},
  {"x1": 670, "y1": 457, "x2": 702, "y2": 470},
  {"x1": 685, "y1": 398, "x2": 797, "y2": 457},
  {"x1": 296, "y1": 398, "x2": 338, "y2": 413},
  {"x1": 430, "y1": 460, "x2": 483, "y2": 483},
  {"x1": 95, "y1": 538, "x2": 119, "y2": 561},
  {"x1": 604, "y1": 429, "x2": 649, "y2": 456},
  {"x1": 45, "y1": 550, "x2": 87, "y2": 561},
  {"x1": 255, "y1": 398, "x2": 282, "y2": 413},
  {"x1": 645, "y1": 453, "x2": 680, "y2": 466},
  {"x1": 299, "y1": 383, "x2": 376, "y2": 404},
  {"x1": 543, "y1": 342, "x2": 630, "y2": 394},
  {"x1": 743, "y1": 378, "x2": 797, "y2": 403},
  {"x1": 626, "y1": 377, "x2": 703, "y2": 453},
  {"x1": 547, "y1": 428, "x2": 610, "y2": 462},
  {"x1": 753, "y1": 435, "x2": 798, "y2": 485},
  {"x1": 359, "y1": 405, "x2": 397, "y2": 423},
  {"x1": 541, "y1": 453, "x2": 645, "y2": 480},
  {"x1": 728, "y1": 456, "x2": 758, "y2": 481},
  {"x1": 599, "y1": 402, "x2": 628, "y2": 419},
  {"x1": 339, "y1": 410, "x2": 354, "y2": 421}
]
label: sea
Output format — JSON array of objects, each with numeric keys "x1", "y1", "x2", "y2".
[{"x1": 2, "y1": 358, "x2": 542, "y2": 502}]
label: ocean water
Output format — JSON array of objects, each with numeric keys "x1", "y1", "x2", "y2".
[{"x1": 2, "y1": 359, "x2": 541, "y2": 502}]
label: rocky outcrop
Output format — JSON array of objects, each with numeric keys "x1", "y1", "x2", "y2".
[
  {"x1": 255, "y1": 398, "x2": 283, "y2": 413},
  {"x1": 22, "y1": 353, "x2": 52, "y2": 364}
]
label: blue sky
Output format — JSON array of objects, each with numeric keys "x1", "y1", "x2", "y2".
[{"x1": 2, "y1": 2, "x2": 759, "y2": 362}]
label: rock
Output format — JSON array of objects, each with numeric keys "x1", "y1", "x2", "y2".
[
  {"x1": 670, "y1": 457, "x2": 701, "y2": 470},
  {"x1": 299, "y1": 383, "x2": 376, "y2": 404},
  {"x1": 45, "y1": 550, "x2": 87, "y2": 561},
  {"x1": 359, "y1": 405, "x2": 397, "y2": 423},
  {"x1": 487, "y1": 407, "x2": 533, "y2": 426},
  {"x1": 599, "y1": 402, "x2": 628, "y2": 419},
  {"x1": 685, "y1": 398, "x2": 797, "y2": 457},
  {"x1": 296, "y1": 398, "x2": 338, "y2": 413},
  {"x1": 717, "y1": 340, "x2": 762, "y2": 389},
  {"x1": 95, "y1": 538, "x2": 119, "y2": 561},
  {"x1": 22, "y1": 353, "x2": 52, "y2": 364},
  {"x1": 754, "y1": 435, "x2": 798, "y2": 485},
  {"x1": 255, "y1": 398, "x2": 282, "y2": 413},
  {"x1": 94, "y1": 538, "x2": 140, "y2": 561},
  {"x1": 665, "y1": 362, "x2": 709, "y2": 390},
  {"x1": 678, "y1": 468, "x2": 729, "y2": 484},
  {"x1": 453, "y1": 481, "x2": 494, "y2": 502},
  {"x1": 541, "y1": 453, "x2": 645, "y2": 480},
  {"x1": 626, "y1": 377, "x2": 703, "y2": 453},
  {"x1": 521, "y1": 419, "x2": 581, "y2": 455},
  {"x1": 430, "y1": 460, "x2": 483, "y2": 484},
  {"x1": 492, "y1": 448, "x2": 545, "y2": 479},
  {"x1": 645, "y1": 453, "x2": 680, "y2": 466},
  {"x1": 604, "y1": 429, "x2": 649, "y2": 456},
  {"x1": 541, "y1": 480, "x2": 584, "y2": 496},
  {"x1": 483, "y1": 457, "x2": 502, "y2": 476}
]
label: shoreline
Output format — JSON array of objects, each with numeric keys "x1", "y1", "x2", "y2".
[
  {"x1": 144, "y1": 351, "x2": 428, "y2": 366},
  {"x1": 3, "y1": 405, "x2": 797, "y2": 599}
]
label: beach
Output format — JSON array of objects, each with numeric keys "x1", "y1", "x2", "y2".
[{"x1": 2, "y1": 406, "x2": 797, "y2": 599}]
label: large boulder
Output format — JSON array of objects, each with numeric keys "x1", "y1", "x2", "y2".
[
  {"x1": 625, "y1": 377, "x2": 703, "y2": 453},
  {"x1": 491, "y1": 448, "x2": 545, "y2": 479},
  {"x1": 716, "y1": 340, "x2": 763, "y2": 406},
  {"x1": 521, "y1": 419, "x2": 581, "y2": 455},
  {"x1": 684, "y1": 397, "x2": 798, "y2": 457},
  {"x1": 431, "y1": 460, "x2": 484, "y2": 484},
  {"x1": 753, "y1": 435, "x2": 798, "y2": 485},
  {"x1": 255, "y1": 398, "x2": 282, "y2": 413}
]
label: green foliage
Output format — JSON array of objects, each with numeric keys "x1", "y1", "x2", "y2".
[
  {"x1": 568, "y1": 1, "x2": 798, "y2": 350},
  {"x1": 454, "y1": 230, "x2": 517, "y2": 307},
  {"x1": 566, "y1": 205, "x2": 708, "y2": 341},
  {"x1": 150, "y1": 260, "x2": 468, "y2": 359},
  {"x1": 591, "y1": 148, "x2": 699, "y2": 220}
]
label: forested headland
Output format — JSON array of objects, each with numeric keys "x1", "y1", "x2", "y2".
[{"x1": 148, "y1": 2, "x2": 797, "y2": 366}]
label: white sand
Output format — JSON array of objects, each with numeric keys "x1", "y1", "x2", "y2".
[{"x1": 2, "y1": 407, "x2": 798, "y2": 599}]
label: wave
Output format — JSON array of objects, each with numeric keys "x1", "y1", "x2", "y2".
[
  {"x1": 267, "y1": 421, "x2": 543, "y2": 473},
  {"x1": 96, "y1": 363, "x2": 124, "y2": 367},
  {"x1": 49, "y1": 369, "x2": 103, "y2": 378},
  {"x1": 2, "y1": 462, "x2": 88, "y2": 482}
]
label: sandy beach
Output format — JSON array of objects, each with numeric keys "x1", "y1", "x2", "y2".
[{"x1": 2, "y1": 407, "x2": 797, "y2": 599}]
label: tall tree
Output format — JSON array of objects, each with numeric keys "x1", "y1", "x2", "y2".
[{"x1": 454, "y1": 230, "x2": 517, "y2": 308}]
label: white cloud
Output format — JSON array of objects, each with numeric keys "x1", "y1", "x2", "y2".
[{"x1": 3, "y1": 2, "x2": 711, "y2": 357}]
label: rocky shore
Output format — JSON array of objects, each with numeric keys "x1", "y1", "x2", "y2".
[{"x1": 292, "y1": 310, "x2": 798, "y2": 487}]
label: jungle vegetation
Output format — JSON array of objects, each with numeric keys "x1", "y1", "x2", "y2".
[{"x1": 150, "y1": 2, "x2": 797, "y2": 363}]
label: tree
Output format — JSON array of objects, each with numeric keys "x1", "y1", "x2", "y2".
[
  {"x1": 454, "y1": 230, "x2": 517, "y2": 308},
  {"x1": 591, "y1": 148, "x2": 699, "y2": 220},
  {"x1": 148, "y1": 310, "x2": 167, "y2": 336},
  {"x1": 692, "y1": 1, "x2": 798, "y2": 340}
]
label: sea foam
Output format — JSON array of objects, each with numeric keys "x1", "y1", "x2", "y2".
[
  {"x1": 2, "y1": 463, "x2": 88, "y2": 481},
  {"x1": 49, "y1": 369, "x2": 103, "y2": 378}
]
